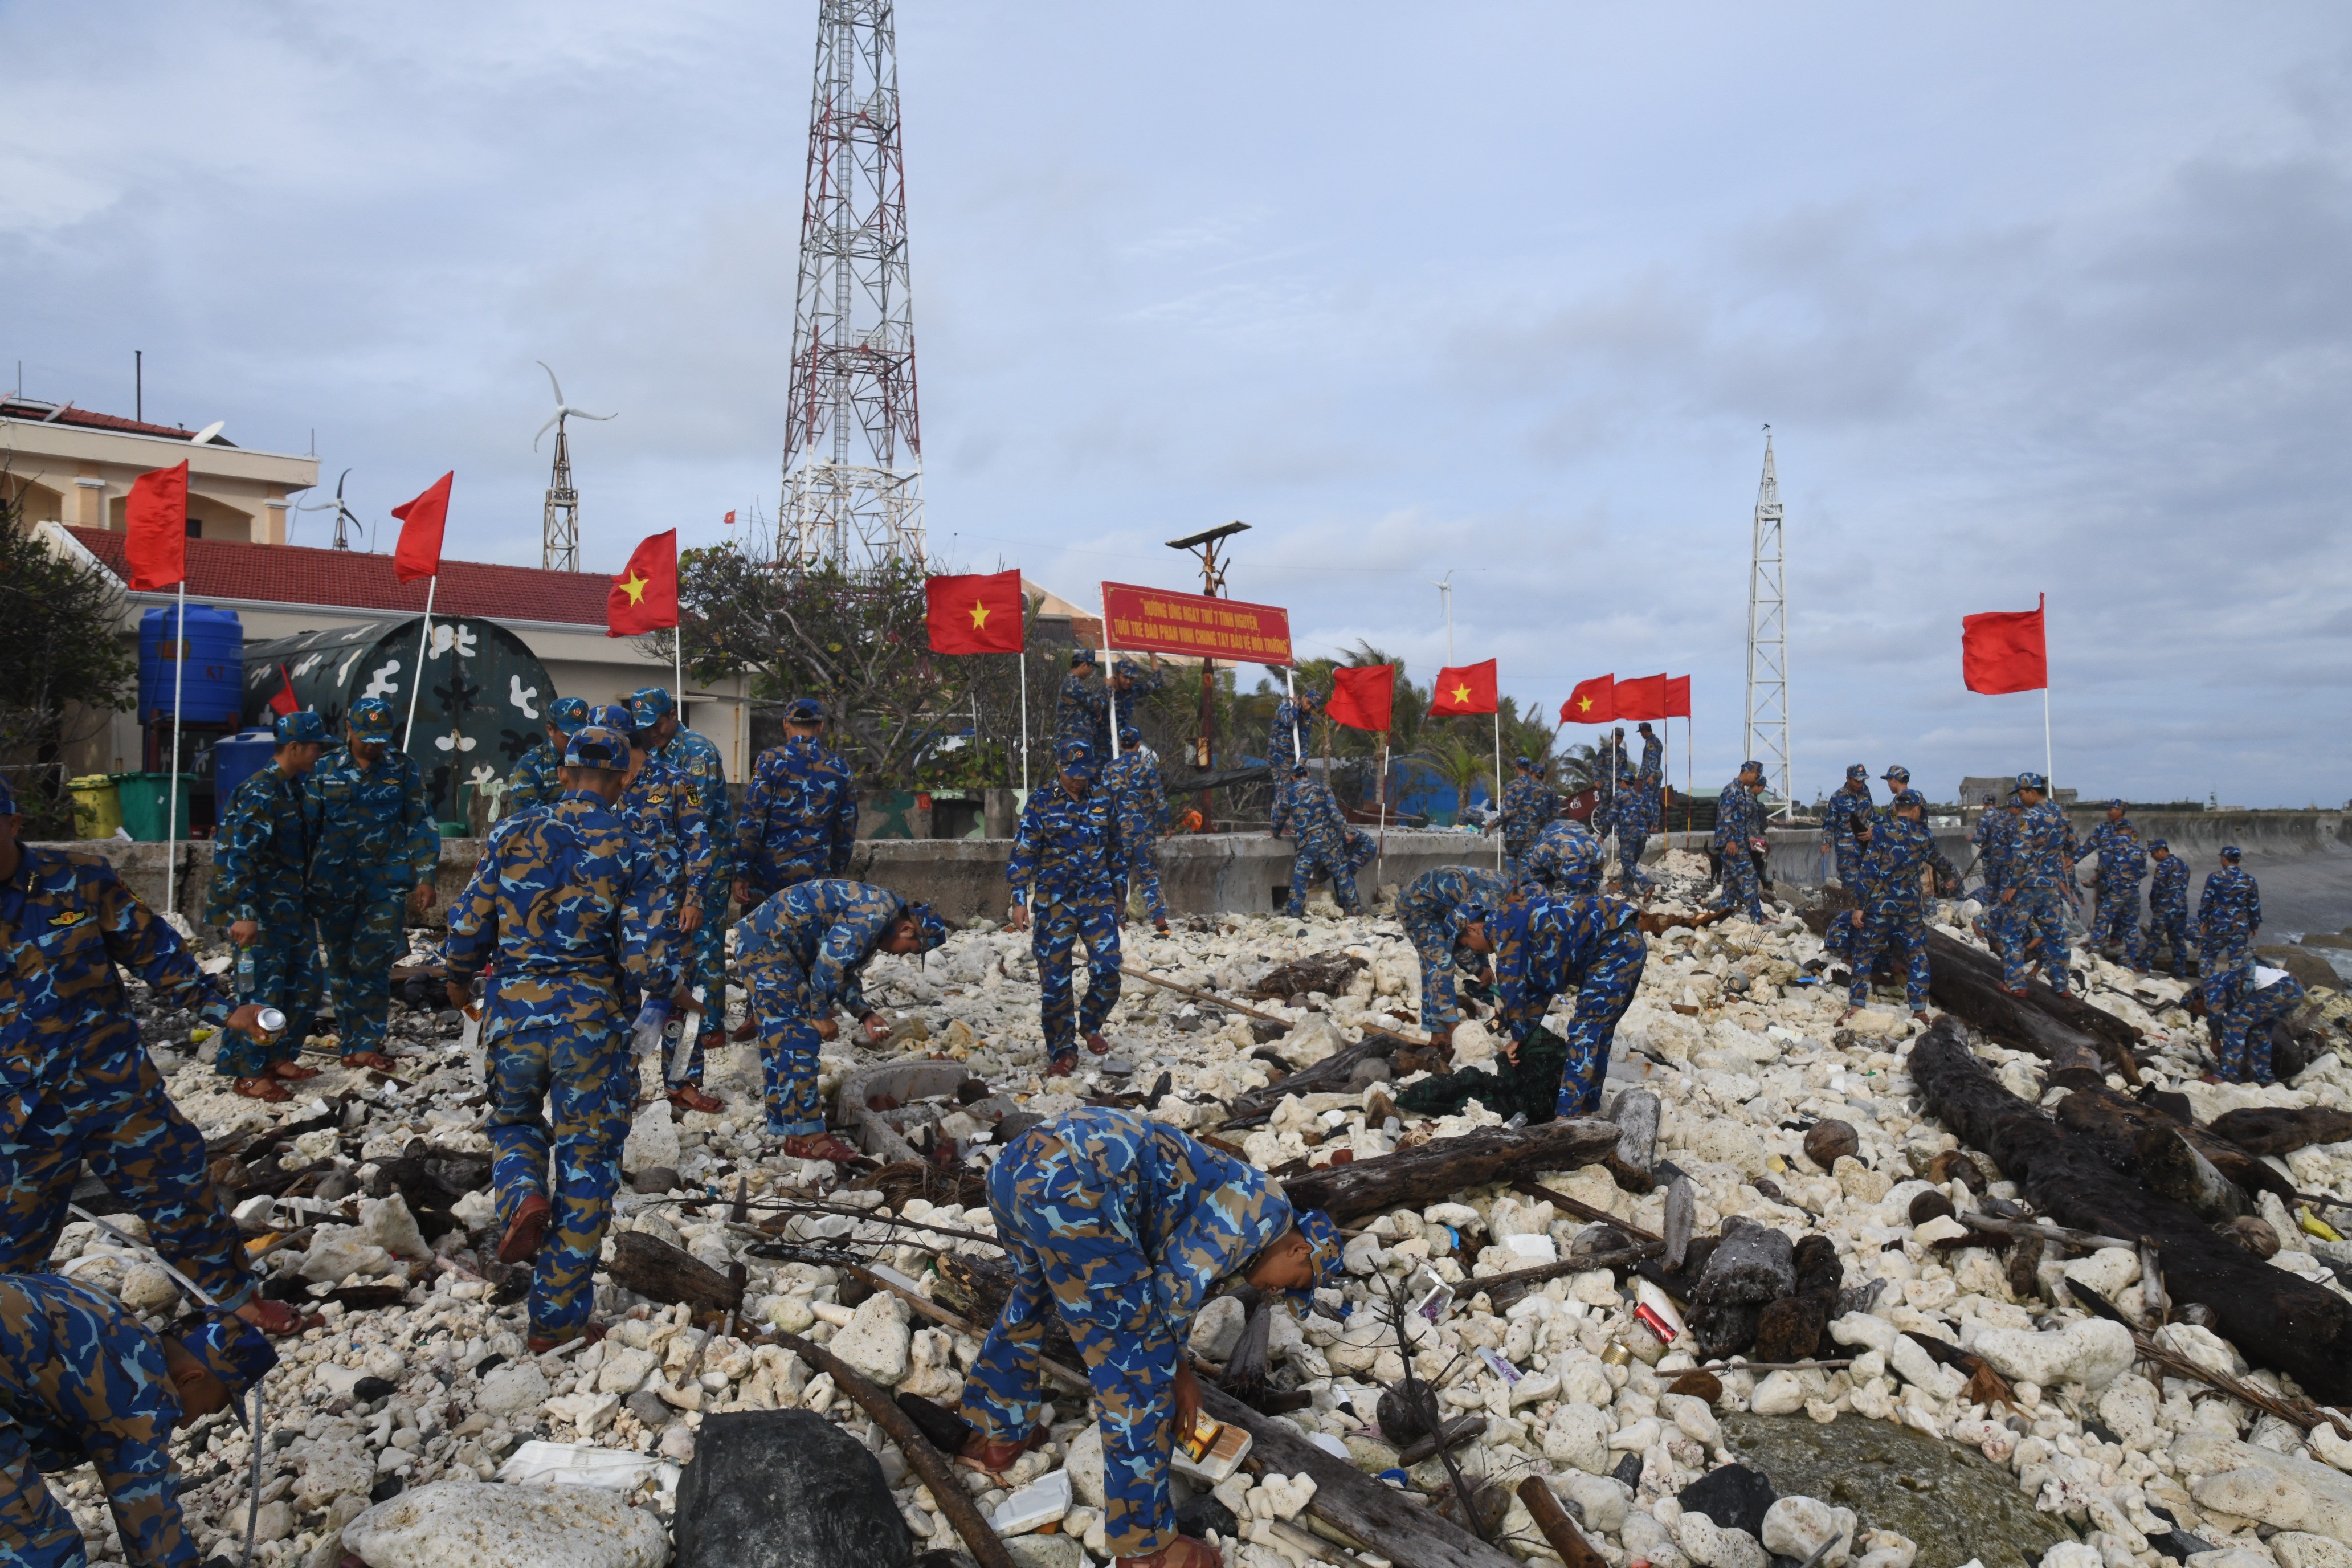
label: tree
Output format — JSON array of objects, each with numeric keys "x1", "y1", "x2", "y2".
[{"x1": 0, "y1": 499, "x2": 138, "y2": 838}]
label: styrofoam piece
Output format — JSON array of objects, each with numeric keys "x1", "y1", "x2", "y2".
[
  {"x1": 987, "y1": 1468, "x2": 1072, "y2": 1535},
  {"x1": 1503, "y1": 1232, "x2": 1558, "y2": 1264},
  {"x1": 496, "y1": 1440, "x2": 681, "y2": 1497}
]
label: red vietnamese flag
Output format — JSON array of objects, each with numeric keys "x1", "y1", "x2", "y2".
[
  {"x1": 123, "y1": 461, "x2": 190, "y2": 591},
  {"x1": 607, "y1": 529, "x2": 679, "y2": 637},
  {"x1": 1614, "y1": 673, "x2": 1669, "y2": 721},
  {"x1": 1430, "y1": 660, "x2": 1497, "y2": 716},
  {"x1": 268, "y1": 665, "x2": 299, "y2": 717},
  {"x1": 1325, "y1": 664, "x2": 1395, "y2": 732},
  {"x1": 389, "y1": 472, "x2": 452, "y2": 583},
  {"x1": 925, "y1": 570, "x2": 1025, "y2": 654},
  {"x1": 1962, "y1": 594, "x2": 2048, "y2": 694},
  {"x1": 1561, "y1": 674, "x2": 1615, "y2": 724},
  {"x1": 1664, "y1": 675, "x2": 1691, "y2": 718}
]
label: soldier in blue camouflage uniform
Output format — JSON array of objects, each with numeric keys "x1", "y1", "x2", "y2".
[
  {"x1": 1823, "y1": 765, "x2": 1875, "y2": 886},
  {"x1": 0, "y1": 1275, "x2": 275, "y2": 1568},
  {"x1": 304, "y1": 695, "x2": 438, "y2": 1069},
  {"x1": 1838, "y1": 789, "x2": 1958, "y2": 1021},
  {"x1": 1101, "y1": 723, "x2": 1170, "y2": 932},
  {"x1": 631, "y1": 687, "x2": 734, "y2": 1112},
  {"x1": 1522, "y1": 816, "x2": 1603, "y2": 894},
  {"x1": 2075, "y1": 799, "x2": 2147, "y2": 967},
  {"x1": 1463, "y1": 887, "x2": 1649, "y2": 1117},
  {"x1": 734, "y1": 880, "x2": 946, "y2": 1160},
  {"x1": 1612, "y1": 723, "x2": 1664, "y2": 894},
  {"x1": 2145, "y1": 839, "x2": 2195, "y2": 976},
  {"x1": 203, "y1": 709, "x2": 331, "y2": 1100},
  {"x1": 1713, "y1": 760, "x2": 1770, "y2": 921},
  {"x1": 1969, "y1": 790, "x2": 2023, "y2": 954},
  {"x1": 1500, "y1": 756, "x2": 1559, "y2": 876},
  {"x1": 1276, "y1": 765, "x2": 1363, "y2": 918},
  {"x1": 734, "y1": 697, "x2": 859, "y2": 907},
  {"x1": 1010, "y1": 741, "x2": 1130, "y2": 1075},
  {"x1": 1265, "y1": 685, "x2": 1318, "y2": 836},
  {"x1": 956, "y1": 1108, "x2": 1342, "y2": 1568},
  {"x1": 2196, "y1": 845, "x2": 2262, "y2": 1031},
  {"x1": 1057, "y1": 651, "x2": 1162, "y2": 764},
  {"x1": 601, "y1": 705, "x2": 717, "y2": 1112},
  {"x1": 2212, "y1": 966, "x2": 2302, "y2": 1085},
  {"x1": 444, "y1": 725, "x2": 676, "y2": 1350},
  {"x1": 1999, "y1": 772, "x2": 2080, "y2": 996},
  {"x1": 0, "y1": 775, "x2": 291, "y2": 1332},
  {"x1": 500, "y1": 697, "x2": 590, "y2": 820},
  {"x1": 1398, "y1": 865, "x2": 1505, "y2": 1040}
]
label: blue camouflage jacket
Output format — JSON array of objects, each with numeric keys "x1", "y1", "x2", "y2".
[
  {"x1": 1008, "y1": 778, "x2": 1127, "y2": 906},
  {"x1": 2077, "y1": 821, "x2": 2147, "y2": 887},
  {"x1": 1399, "y1": 865, "x2": 1506, "y2": 947},
  {"x1": 1713, "y1": 781, "x2": 1767, "y2": 852},
  {"x1": 0, "y1": 1273, "x2": 192, "y2": 1568},
  {"x1": 444, "y1": 791, "x2": 676, "y2": 1040},
  {"x1": 991, "y1": 1107, "x2": 1296, "y2": 1342},
  {"x1": 1635, "y1": 732, "x2": 1664, "y2": 784},
  {"x1": 1278, "y1": 775, "x2": 1354, "y2": 856},
  {"x1": 205, "y1": 766, "x2": 312, "y2": 924},
  {"x1": 1102, "y1": 747, "x2": 1167, "y2": 839},
  {"x1": 501, "y1": 740, "x2": 565, "y2": 820},
  {"x1": 658, "y1": 726, "x2": 733, "y2": 892},
  {"x1": 1494, "y1": 889, "x2": 1642, "y2": 1043},
  {"x1": 1267, "y1": 700, "x2": 1312, "y2": 776},
  {"x1": 1824, "y1": 786, "x2": 1875, "y2": 866},
  {"x1": 736, "y1": 736, "x2": 859, "y2": 889},
  {"x1": 1501, "y1": 775, "x2": 1559, "y2": 854},
  {"x1": 2008, "y1": 801, "x2": 2080, "y2": 891},
  {"x1": 618, "y1": 753, "x2": 716, "y2": 903},
  {"x1": 1054, "y1": 672, "x2": 1111, "y2": 756},
  {"x1": 1523, "y1": 818, "x2": 1602, "y2": 892},
  {"x1": 1, "y1": 850, "x2": 230, "y2": 1137},
  {"x1": 2198, "y1": 865, "x2": 2262, "y2": 954},
  {"x1": 1856, "y1": 815, "x2": 1959, "y2": 920},
  {"x1": 1970, "y1": 809, "x2": 2016, "y2": 892},
  {"x1": 734, "y1": 878, "x2": 907, "y2": 1019},
  {"x1": 303, "y1": 745, "x2": 439, "y2": 895},
  {"x1": 2150, "y1": 854, "x2": 2191, "y2": 913}
]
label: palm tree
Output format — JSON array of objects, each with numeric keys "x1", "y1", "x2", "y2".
[{"x1": 1411, "y1": 730, "x2": 1496, "y2": 826}]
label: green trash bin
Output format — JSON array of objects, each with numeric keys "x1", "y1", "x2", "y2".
[{"x1": 112, "y1": 773, "x2": 194, "y2": 842}]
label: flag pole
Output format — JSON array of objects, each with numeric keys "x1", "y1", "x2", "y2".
[
  {"x1": 1018, "y1": 651, "x2": 1030, "y2": 796},
  {"x1": 1283, "y1": 667, "x2": 1302, "y2": 759},
  {"x1": 402, "y1": 575, "x2": 438, "y2": 752},
  {"x1": 2043, "y1": 686, "x2": 2052, "y2": 797},
  {"x1": 1101, "y1": 598, "x2": 1119, "y2": 762},
  {"x1": 1376, "y1": 732, "x2": 1389, "y2": 876},
  {"x1": 674, "y1": 630, "x2": 685, "y2": 714},
  {"x1": 164, "y1": 582, "x2": 186, "y2": 916},
  {"x1": 1492, "y1": 708, "x2": 1504, "y2": 873}
]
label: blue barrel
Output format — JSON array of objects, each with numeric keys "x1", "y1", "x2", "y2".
[
  {"x1": 138, "y1": 605, "x2": 244, "y2": 725},
  {"x1": 211, "y1": 729, "x2": 279, "y2": 808}
]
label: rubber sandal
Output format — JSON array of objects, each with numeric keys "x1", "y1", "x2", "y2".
[
  {"x1": 1046, "y1": 1054, "x2": 1077, "y2": 1078},
  {"x1": 779, "y1": 1132, "x2": 863, "y2": 1165},
  {"x1": 526, "y1": 1321, "x2": 607, "y2": 1355},
  {"x1": 668, "y1": 1084, "x2": 722, "y2": 1114},
  {"x1": 271, "y1": 1061, "x2": 322, "y2": 1081},
  {"x1": 1084, "y1": 1031, "x2": 1112, "y2": 1056},
  {"x1": 233, "y1": 1076, "x2": 291, "y2": 1101}
]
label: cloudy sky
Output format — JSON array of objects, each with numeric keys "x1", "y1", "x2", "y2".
[{"x1": 7, "y1": 3, "x2": 2350, "y2": 805}]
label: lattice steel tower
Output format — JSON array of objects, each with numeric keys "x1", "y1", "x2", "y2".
[
  {"x1": 778, "y1": 0, "x2": 925, "y2": 570},
  {"x1": 1743, "y1": 427, "x2": 1792, "y2": 819},
  {"x1": 541, "y1": 427, "x2": 579, "y2": 573}
]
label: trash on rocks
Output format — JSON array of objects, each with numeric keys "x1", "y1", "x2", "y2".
[{"x1": 496, "y1": 1441, "x2": 680, "y2": 1497}]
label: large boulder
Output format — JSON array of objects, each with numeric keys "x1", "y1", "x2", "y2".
[
  {"x1": 342, "y1": 1479, "x2": 668, "y2": 1568},
  {"x1": 672, "y1": 1411, "x2": 913, "y2": 1568}
]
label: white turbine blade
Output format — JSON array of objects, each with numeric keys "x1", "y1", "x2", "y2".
[
  {"x1": 538, "y1": 360, "x2": 565, "y2": 405},
  {"x1": 533, "y1": 410, "x2": 562, "y2": 450},
  {"x1": 573, "y1": 408, "x2": 617, "y2": 422}
]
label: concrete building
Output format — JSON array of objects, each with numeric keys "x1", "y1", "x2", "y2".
[{"x1": 1, "y1": 396, "x2": 318, "y2": 543}]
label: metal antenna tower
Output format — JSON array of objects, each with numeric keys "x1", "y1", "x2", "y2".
[
  {"x1": 534, "y1": 362, "x2": 615, "y2": 573},
  {"x1": 1743, "y1": 426, "x2": 1792, "y2": 819},
  {"x1": 778, "y1": 0, "x2": 924, "y2": 571}
]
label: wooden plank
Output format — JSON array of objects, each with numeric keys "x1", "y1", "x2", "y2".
[{"x1": 1281, "y1": 1119, "x2": 1621, "y2": 1224}]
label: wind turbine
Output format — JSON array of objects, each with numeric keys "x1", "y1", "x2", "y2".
[
  {"x1": 534, "y1": 362, "x2": 614, "y2": 571},
  {"x1": 295, "y1": 468, "x2": 362, "y2": 550}
]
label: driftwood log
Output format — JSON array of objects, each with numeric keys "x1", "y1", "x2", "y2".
[
  {"x1": 606, "y1": 1231, "x2": 743, "y2": 1315},
  {"x1": 2053, "y1": 1085, "x2": 2297, "y2": 1207},
  {"x1": 2207, "y1": 1106, "x2": 2352, "y2": 1157},
  {"x1": 1281, "y1": 1119, "x2": 1622, "y2": 1224},
  {"x1": 1920, "y1": 931, "x2": 2115, "y2": 1084},
  {"x1": 1909, "y1": 1018, "x2": 2351, "y2": 1402}
]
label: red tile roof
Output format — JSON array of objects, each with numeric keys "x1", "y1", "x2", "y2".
[
  {"x1": 1, "y1": 398, "x2": 236, "y2": 444},
  {"x1": 67, "y1": 527, "x2": 614, "y2": 627}
]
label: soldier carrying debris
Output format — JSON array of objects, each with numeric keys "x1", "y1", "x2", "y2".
[
  {"x1": 1008, "y1": 740, "x2": 1129, "y2": 1076},
  {"x1": 1461, "y1": 884, "x2": 1649, "y2": 1117},
  {"x1": 0, "y1": 774, "x2": 300, "y2": 1336},
  {"x1": 303, "y1": 695, "x2": 439, "y2": 1072},
  {"x1": 443, "y1": 722, "x2": 675, "y2": 1352},
  {"x1": 205, "y1": 708, "x2": 330, "y2": 1101},
  {"x1": 954, "y1": 1106, "x2": 1341, "y2": 1568},
  {"x1": 733, "y1": 879, "x2": 945, "y2": 1161},
  {"x1": 1276, "y1": 763, "x2": 1364, "y2": 918},
  {"x1": 2196, "y1": 843, "x2": 2263, "y2": 1028},
  {"x1": 1398, "y1": 863, "x2": 1506, "y2": 1041}
]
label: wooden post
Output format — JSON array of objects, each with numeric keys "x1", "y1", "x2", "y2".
[{"x1": 1517, "y1": 1476, "x2": 1610, "y2": 1568}]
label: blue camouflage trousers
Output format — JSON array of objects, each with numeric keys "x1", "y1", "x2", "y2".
[
  {"x1": 2087, "y1": 884, "x2": 2144, "y2": 967},
  {"x1": 313, "y1": 883, "x2": 406, "y2": 1057},
  {"x1": 1034, "y1": 890, "x2": 1123, "y2": 1062},
  {"x1": 2214, "y1": 979, "x2": 2297, "y2": 1084},
  {"x1": 738, "y1": 948, "x2": 826, "y2": 1138},
  {"x1": 1849, "y1": 907, "x2": 1933, "y2": 1012},
  {"x1": 2147, "y1": 906, "x2": 2194, "y2": 972},
  {"x1": 666, "y1": 913, "x2": 729, "y2": 1089},
  {"x1": 0, "y1": 1048, "x2": 254, "y2": 1310},
  {"x1": 959, "y1": 1136, "x2": 1182, "y2": 1558},
  {"x1": 214, "y1": 924, "x2": 320, "y2": 1079},
  {"x1": 1285, "y1": 835, "x2": 1362, "y2": 917},
  {"x1": 1554, "y1": 925, "x2": 1648, "y2": 1117},
  {"x1": 2000, "y1": 887, "x2": 2072, "y2": 994},
  {"x1": 1614, "y1": 799, "x2": 1657, "y2": 891},
  {"x1": 487, "y1": 1022, "x2": 628, "y2": 1340},
  {"x1": 1125, "y1": 840, "x2": 1169, "y2": 925},
  {"x1": 1718, "y1": 846, "x2": 1766, "y2": 921},
  {"x1": 1406, "y1": 917, "x2": 1469, "y2": 1034}
]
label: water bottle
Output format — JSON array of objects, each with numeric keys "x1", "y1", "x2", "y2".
[{"x1": 235, "y1": 941, "x2": 256, "y2": 1000}]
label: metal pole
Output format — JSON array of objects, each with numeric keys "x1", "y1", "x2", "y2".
[
  {"x1": 1283, "y1": 667, "x2": 1302, "y2": 760},
  {"x1": 1101, "y1": 596, "x2": 1118, "y2": 761},
  {"x1": 164, "y1": 583, "x2": 185, "y2": 915},
  {"x1": 2044, "y1": 685, "x2": 2053, "y2": 798},
  {"x1": 674, "y1": 632, "x2": 685, "y2": 714},
  {"x1": 1492, "y1": 708, "x2": 1503, "y2": 873},
  {"x1": 1377, "y1": 733, "x2": 1389, "y2": 875},
  {"x1": 402, "y1": 577, "x2": 438, "y2": 752},
  {"x1": 1018, "y1": 651, "x2": 1030, "y2": 796}
]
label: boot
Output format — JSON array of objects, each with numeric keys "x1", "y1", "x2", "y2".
[{"x1": 498, "y1": 1193, "x2": 553, "y2": 1265}]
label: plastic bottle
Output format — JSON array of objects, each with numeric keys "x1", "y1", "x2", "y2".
[{"x1": 1626, "y1": 1278, "x2": 1687, "y2": 1364}]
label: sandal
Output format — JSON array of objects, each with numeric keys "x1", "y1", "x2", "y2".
[
  {"x1": 1084, "y1": 1032, "x2": 1113, "y2": 1057},
  {"x1": 779, "y1": 1132, "x2": 863, "y2": 1165},
  {"x1": 233, "y1": 1076, "x2": 291, "y2": 1101},
  {"x1": 236, "y1": 1297, "x2": 310, "y2": 1336},
  {"x1": 271, "y1": 1060, "x2": 322, "y2": 1081},
  {"x1": 342, "y1": 1051, "x2": 400, "y2": 1072},
  {"x1": 1116, "y1": 1537, "x2": 1222, "y2": 1568},
  {"x1": 525, "y1": 1321, "x2": 607, "y2": 1355},
  {"x1": 498, "y1": 1194, "x2": 554, "y2": 1265},
  {"x1": 956, "y1": 1424, "x2": 1049, "y2": 1481},
  {"x1": 1046, "y1": 1054, "x2": 1077, "y2": 1078},
  {"x1": 667, "y1": 1084, "x2": 722, "y2": 1114}
]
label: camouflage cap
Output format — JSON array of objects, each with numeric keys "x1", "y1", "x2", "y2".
[
  {"x1": 346, "y1": 697, "x2": 396, "y2": 743},
  {"x1": 1292, "y1": 1208, "x2": 1344, "y2": 1294},
  {"x1": 626, "y1": 687, "x2": 676, "y2": 729},
  {"x1": 1741, "y1": 758, "x2": 1765, "y2": 774},
  {"x1": 1845, "y1": 764, "x2": 1869, "y2": 781},
  {"x1": 1056, "y1": 739, "x2": 1097, "y2": 777},
  {"x1": 1892, "y1": 788, "x2": 1928, "y2": 810},
  {"x1": 1881, "y1": 765, "x2": 1910, "y2": 784},
  {"x1": 565, "y1": 726, "x2": 630, "y2": 770},
  {"x1": 548, "y1": 697, "x2": 590, "y2": 735},
  {"x1": 589, "y1": 703, "x2": 634, "y2": 734},
  {"x1": 274, "y1": 710, "x2": 329, "y2": 745},
  {"x1": 1118, "y1": 724, "x2": 1141, "y2": 745},
  {"x1": 784, "y1": 697, "x2": 826, "y2": 724},
  {"x1": 2220, "y1": 844, "x2": 2241, "y2": 860},
  {"x1": 2016, "y1": 771, "x2": 2048, "y2": 791},
  {"x1": 2105, "y1": 798, "x2": 2125, "y2": 811},
  {"x1": 1514, "y1": 754, "x2": 1534, "y2": 769},
  {"x1": 2149, "y1": 838, "x2": 2170, "y2": 851},
  {"x1": 1068, "y1": 648, "x2": 1096, "y2": 667},
  {"x1": 904, "y1": 901, "x2": 949, "y2": 952}
]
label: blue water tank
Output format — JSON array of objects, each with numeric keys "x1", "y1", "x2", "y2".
[
  {"x1": 138, "y1": 605, "x2": 243, "y2": 725},
  {"x1": 211, "y1": 729, "x2": 280, "y2": 810}
]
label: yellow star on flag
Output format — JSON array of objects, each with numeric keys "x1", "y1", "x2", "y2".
[
  {"x1": 619, "y1": 571, "x2": 650, "y2": 605},
  {"x1": 969, "y1": 599, "x2": 990, "y2": 629},
  {"x1": 1452, "y1": 683, "x2": 1473, "y2": 705},
  {"x1": 1577, "y1": 695, "x2": 1593, "y2": 712}
]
